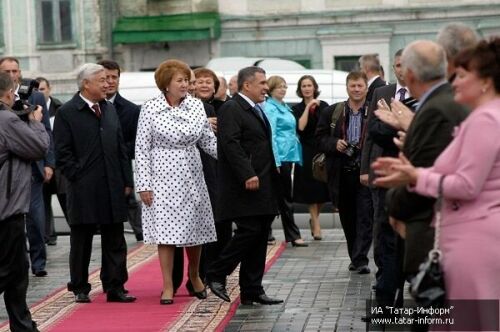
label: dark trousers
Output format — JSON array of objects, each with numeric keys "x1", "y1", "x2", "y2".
[
  {"x1": 207, "y1": 215, "x2": 274, "y2": 296},
  {"x1": 126, "y1": 192, "x2": 142, "y2": 239},
  {"x1": 42, "y1": 183, "x2": 68, "y2": 243},
  {"x1": 172, "y1": 221, "x2": 233, "y2": 291},
  {"x1": 275, "y1": 163, "x2": 301, "y2": 242},
  {"x1": 371, "y1": 187, "x2": 398, "y2": 304},
  {"x1": 68, "y1": 223, "x2": 128, "y2": 295},
  {"x1": 337, "y1": 167, "x2": 373, "y2": 267},
  {"x1": 0, "y1": 215, "x2": 38, "y2": 332},
  {"x1": 26, "y1": 177, "x2": 47, "y2": 274}
]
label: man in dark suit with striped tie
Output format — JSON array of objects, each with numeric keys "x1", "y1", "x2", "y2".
[
  {"x1": 206, "y1": 66, "x2": 283, "y2": 305},
  {"x1": 360, "y1": 49, "x2": 411, "y2": 308}
]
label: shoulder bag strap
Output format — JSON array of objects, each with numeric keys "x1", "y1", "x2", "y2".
[{"x1": 329, "y1": 102, "x2": 345, "y2": 136}]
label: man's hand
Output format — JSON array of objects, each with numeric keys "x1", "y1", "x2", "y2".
[
  {"x1": 393, "y1": 131, "x2": 406, "y2": 150},
  {"x1": 28, "y1": 105, "x2": 43, "y2": 122},
  {"x1": 389, "y1": 217, "x2": 407, "y2": 239},
  {"x1": 124, "y1": 187, "x2": 132, "y2": 196},
  {"x1": 336, "y1": 139, "x2": 347, "y2": 153},
  {"x1": 43, "y1": 167, "x2": 54, "y2": 183},
  {"x1": 139, "y1": 191, "x2": 153, "y2": 206},
  {"x1": 360, "y1": 174, "x2": 369, "y2": 186},
  {"x1": 371, "y1": 154, "x2": 418, "y2": 188},
  {"x1": 390, "y1": 100, "x2": 414, "y2": 131},
  {"x1": 245, "y1": 176, "x2": 259, "y2": 191}
]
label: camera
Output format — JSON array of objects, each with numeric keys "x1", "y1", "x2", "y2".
[
  {"x1": 12, "y1": 78, "x2": 39, "y2": 120},
  {"x1": 344, "y1": 143, "x2": 359, "y2": 158}
]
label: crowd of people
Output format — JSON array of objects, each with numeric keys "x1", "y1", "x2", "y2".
[{"x1": 0, "y1": 21, "x2": 499, "y2": 331}]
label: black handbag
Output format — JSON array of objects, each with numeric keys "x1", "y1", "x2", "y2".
[
  {"x1": 410, "y1": 176, "x2": 446, "y2": 308},
  {"x1": 312, "y1": 102, "x2": 344, "y2": 183}
]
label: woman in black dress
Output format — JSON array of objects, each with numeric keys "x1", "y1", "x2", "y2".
[{"x1": 292, "y1": 75, "x2": 330, "y2": 240}]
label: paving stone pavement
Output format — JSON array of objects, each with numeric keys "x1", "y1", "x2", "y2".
[
  {"x1": 225, "y1": 229, "x2": 374, "y2": 332},
  {"x1": 0, "y1": 229, "x2": 378, "y2": 331}
]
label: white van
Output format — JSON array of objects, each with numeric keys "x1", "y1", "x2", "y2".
[{"x1": 119, "y1": 69, "x2": 348, "y2": 106}]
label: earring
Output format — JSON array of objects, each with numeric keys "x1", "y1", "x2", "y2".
[
  {"x1": 166, "y1": 88, "x2": 169, "y2": 92},
  {"x1": 482, "y1": 87, "x2": 487, "y2": 93}
]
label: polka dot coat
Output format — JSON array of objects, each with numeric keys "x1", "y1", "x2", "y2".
[{"x1": 135, "y1": 93, "x2": 217, "y2": 246}]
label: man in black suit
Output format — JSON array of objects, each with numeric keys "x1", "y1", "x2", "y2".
[
  {"x1": 359, "y1": 54, "x2": 386, "y2": 103},
  {"x1": 97, "y1": 60, "x2": 143, "y2": 242},
  {"x1": 0, "y1": 57, "x2": 54, "y2": 277},
  {"x1": 54, "y1": 63, "x2": 136, "y2": 303},
  {"x1": 206, "y1": 66, "x2": 283, "y2": 305},
  {"x1": 360, "y1": 49, "x2": 409, "y2": 306},
  {"x1": 380, "y1": 41, "x2": 469, "y2": 276},
  {"x1": 37, "y1": 77, "x2": 66, "y2": 246}
]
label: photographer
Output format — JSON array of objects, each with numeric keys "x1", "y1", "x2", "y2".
[
  {"x1": 0, "y1": 57, "x2": 54, "y2": 277},
  {"x1": 316, "y1": 71, "x2": 373, "y2": 275},
  {"x1": 0, "y1": 72, "x2": 49, "y2": 331}
]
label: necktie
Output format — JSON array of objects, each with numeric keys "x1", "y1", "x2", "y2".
[
  {"x1": 398, "y1": 88, "x2": 407, "y2": 102},
  {"x1": 92, "y1": 104, "x2": 101, "y2": 118},
  {"x1": 254, "y1": 104, "x2": 265, "y2": 121}
]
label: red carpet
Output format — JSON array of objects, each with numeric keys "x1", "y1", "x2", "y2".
[{"x1": 1, "y1": 242, "x2": 285, "y2": 332}]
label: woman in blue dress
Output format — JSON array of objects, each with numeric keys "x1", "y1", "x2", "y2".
[{"x1": 263, "y1": 76, "x2": 307, "y2": 247}]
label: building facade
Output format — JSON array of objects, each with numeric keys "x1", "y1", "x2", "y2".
[{"x1": 1, "y1": 0, "x2": 499, "y2": 99}]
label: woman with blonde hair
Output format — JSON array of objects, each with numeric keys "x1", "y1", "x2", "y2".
[
  {"x1": 135, "y1": 59, "x2": 217, "y2": 304},
  {"x1": 264, "y1": 75, "x2": 307, "y2": 247}
]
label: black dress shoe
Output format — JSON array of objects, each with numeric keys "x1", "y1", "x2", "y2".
[
  {"x1": 348, "y1": 263, "x2": 357, "y2": 271},
  {"x1": 103, "y1": 287, "x2": 129, "y2": 294},
  {"x1": 34, "y1": 270, "x2": 47, "y2": 277},
  {"x1": 240, "y1": 293, "x2": 283, "y2": 305},
  {"x1": 75, "y1": 293, "x2": 91, "y2": 303},
  {"x1": 357, "y1": 265, "x2": 371, "y2": 274},
  {"x1": 106, "y1": 290, "x2": 136, "y2": 303},
  {"x1": 291, "y1": 241, "x2": 308, "y2": 247},
  {"x1": 207, "y1": 281, "x2": 230, "y2": 302}
]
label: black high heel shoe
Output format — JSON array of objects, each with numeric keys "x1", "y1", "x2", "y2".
[
  {"x1": 291, "y1": 240, "x2": 308, "y2": 247},
  {"x1": 309, "y1": 219, "x2": 322, "y2": 240},
  {"x1": 160, "y1": 291, "x2": 173, "y2": 305},
  {"x1": 187, "y1": 279, "x2": 207, "y2": 299}
]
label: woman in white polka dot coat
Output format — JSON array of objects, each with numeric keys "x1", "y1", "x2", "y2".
[{"x1": 135, "y1": 60, "x2": 217, "y2": 304}]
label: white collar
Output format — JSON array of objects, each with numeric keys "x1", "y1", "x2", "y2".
[{"x1": 368, "y1": 75, "x2": 380, "y2": 87}]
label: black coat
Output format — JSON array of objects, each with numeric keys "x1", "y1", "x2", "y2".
[
  {"x1": 113, "y1": 93, "x2": 140, "y2": 160},
  {"x1": 53, "y1": 93, "x2": 133, "y2": 225},
  {"x1": 48, "y1": 96, "x2": 63, "y2": 117},
  {"x1": 366, "y1": 76, "x2": 386, "y2": 103},
  {"x1": 316, "y1": 101, "x2": 369, "y2": 206},
  {"x1": 200, "y1": 102, "x2": 218, "y2": 216},
  {"x1": 216, "y1": 94, "x2": 279, "y2": 221},
  {"x1": 387, "y1": 83, "x2": 469, "y2": 273}
]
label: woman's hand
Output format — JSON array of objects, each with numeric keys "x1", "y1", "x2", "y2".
[
  {"x1": 139, "y1": 191, "x2": 154, "y2": 206},
  {"x1": 372, "y1": 153, "x2": 418, "y2": 188},
  {"x1": 208, "y1": 117, "x2": 217, "y2": 133},
  {"x1": 306, "y1": 99, "x2": 320, "y2": 112}
]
